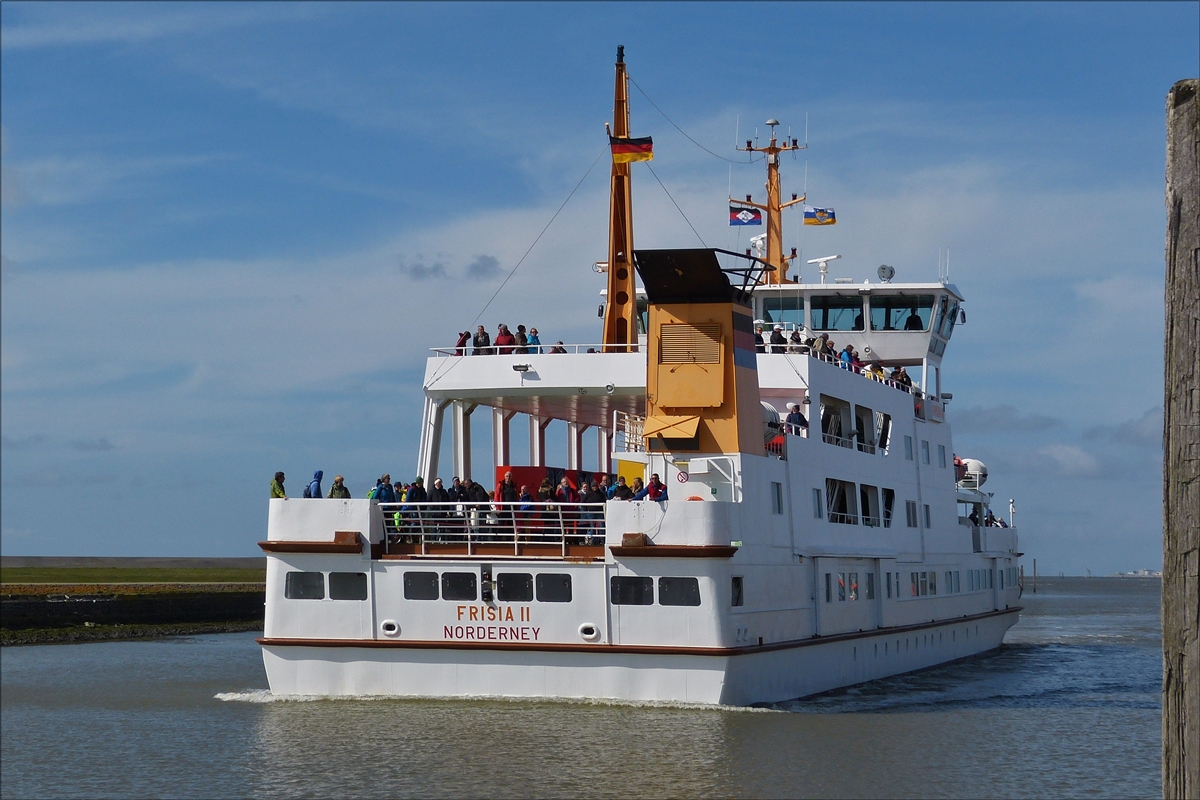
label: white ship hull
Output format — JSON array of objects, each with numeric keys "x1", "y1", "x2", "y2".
[{"x1": 260, "y1": 610, "x2": 1016, "y2": 705}]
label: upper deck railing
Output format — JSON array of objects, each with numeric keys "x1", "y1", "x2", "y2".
[
  {"x1": 378, "y1": 501, "x2": 607, "y2": 558},
  {"x1": 429, "y1": 344, "x2": 637, "y2": 357}
]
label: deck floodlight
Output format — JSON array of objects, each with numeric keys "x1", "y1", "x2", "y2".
[{"x1": 513, "y1": 364, "x2": 532, "y2": 373}]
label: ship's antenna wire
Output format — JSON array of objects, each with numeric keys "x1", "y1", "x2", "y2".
[
  {"x1": 645, "y1": 163, "x2": 707, "y2": 247},
  {"x1": 629, "y1": 75, "x2": 762, "y2": 164},
  {"x1": 469, "y1": 146, "x2": 607, "y2": 327}
]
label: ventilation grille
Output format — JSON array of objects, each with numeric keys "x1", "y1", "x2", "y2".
[{"x1": 659, "y1": 323, "x2": 721, "y2": 364}]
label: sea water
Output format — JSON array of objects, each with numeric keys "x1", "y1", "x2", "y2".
[{"x1": 1, "y1": 577, "x2": 1160, "y2": 798}]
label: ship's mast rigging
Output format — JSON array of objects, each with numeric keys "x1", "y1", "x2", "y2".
[
  {"x1": 601, "y1": 45, "x2": 638, "y2": 352},
  {"x1": 731, "y1": 121, "x2": 806, "y2": 284}
]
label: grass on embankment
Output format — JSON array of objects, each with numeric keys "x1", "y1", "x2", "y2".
[
  {"x1": 0, "y1": 567, "x2": 266, "y2": 585},
  {"x1": 2, "y1": 620, "x2": 264, "y2": 646}
]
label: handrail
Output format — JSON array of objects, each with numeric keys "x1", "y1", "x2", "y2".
[
  {"x1": 378, "y1": 501, "x2": 607, "y2": 558},
  {"x1": 429, "y1": 344, "x2": 638, "y2": 357}
]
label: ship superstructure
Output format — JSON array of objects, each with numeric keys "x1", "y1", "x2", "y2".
[{"x1": 257, "y1": 49, "x2": 1020, "y2": 705}]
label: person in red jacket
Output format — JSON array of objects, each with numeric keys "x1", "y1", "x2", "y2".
[{"x1": 494, "y1": 324, "x2": 517, "y2": 355}]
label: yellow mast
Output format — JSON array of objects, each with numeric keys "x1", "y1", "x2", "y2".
[
  {"x1": 602, "y1": 45, "x2": 637, "y2": 352},
  {"x1": 731, "y1": 120, "x2": 806, "y2": 284}
]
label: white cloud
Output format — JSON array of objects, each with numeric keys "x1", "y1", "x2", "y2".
[
  {"x1": 1035, "y1": 443, "x2": 1102, "y2": 478},
  {"x1": 0, "y1": 5, "x2": 318, "y2": 50}
]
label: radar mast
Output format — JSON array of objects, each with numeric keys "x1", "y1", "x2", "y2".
[{"x1": 732, "y1": 121, "x2": 806, "y2": 284}]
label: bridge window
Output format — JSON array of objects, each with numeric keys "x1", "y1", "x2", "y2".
[
  {"x1": 442, "y1": 572, "x2": 478, "y2": 601},
  {"x1": 496, "y1": 573, "x2": 533, "y2": 602},
  {"x1": 869, "y1": 294, "x2": 934, "y2": 331},
  {"x1": 810, "y1": 295, "x2": 864, "y2": 331},
  {"x1": 329, "y1": 572, "x2": 367, "y2": 601},
  {"x1": 284, "y1": 571, "x2": 324, "y2": 600},
  {"x1": 611, "y1": 576, "x2": 653, "y2": 605},
  {"x1": 658, "y1": 577, "x2": 701, "y2": 606},
  {"x1": 403, "y1": 571, "x2": 439, "y2": 600},
  {"x1": 535, "y1": 573, "x2": 572, "y2": 603},
  {"x1": 761, "y1": 295, "x2": 804, "y2": 329}
]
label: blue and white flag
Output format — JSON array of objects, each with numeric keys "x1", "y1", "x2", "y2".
[{"x1": 729, "y1": 206, "x2": 762, "y2": 226}]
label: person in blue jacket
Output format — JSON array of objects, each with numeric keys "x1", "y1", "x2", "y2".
[
  {"x1": 304, "y1": 470, "x2": 323, "y2": 498},
  {"x1": 375, "y1": 474, "x2": 396, "y2": 502}
]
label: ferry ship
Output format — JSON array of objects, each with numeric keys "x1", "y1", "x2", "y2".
[{"x1": 257, "y1": 48, "x2": 1022, "y2": 705}]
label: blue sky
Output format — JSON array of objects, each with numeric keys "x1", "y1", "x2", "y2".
[{"x1": 2, "y1": 2, "x2": 1195, "y2": 573}]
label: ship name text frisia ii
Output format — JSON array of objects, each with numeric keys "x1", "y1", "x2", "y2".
[{"x1": 257, "y1": 46, "x2": 1021, "y2": 705}]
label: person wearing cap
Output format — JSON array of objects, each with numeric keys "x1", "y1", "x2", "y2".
[
  {"x1": 407, "y1": 477, "x2": 428, "y2": 502},
  {"x1": 328, "y1": 475, "x2": 351, "y2": 498},
  {"x1": 785, "y1": 403, "x2": 809, "y2": 436},
  {"x1": 769, "y1": 324, "x2": 787, "y2": 353}
]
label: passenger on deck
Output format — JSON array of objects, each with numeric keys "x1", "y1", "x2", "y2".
[
  {"x1": 376, "y1": 475, "x2": 396, "y2": 503},
  {"x1": 581, "y1": 481, "x2": 606, "y2": 544},
  {"x1": 537, "y1": 477, "x2": 554, "y2": 503},
  {"x1": 770, "y1": 325, "x2": 787, "y2": 353},
  {"x1": 527, "y1": 328, "x2": 542, "y2": 354},
  {"x1": 840, "y1": 345, "x2": 854, "y2": 368},
  {"x1": 555, "y1": 477, "x2": 579, "y2": 504},
  {"x1": 867, "y1": 363, "x2": 886, "y2": 381},
  {"x1": 271, "y1": 472, "x2": 287, "y2": 498},
  {"x1": 785, "y1": 404, "x2": 809, "y2": 435},
  {"x1": 984, "y1": 510, "x2": 998, "y2": 527},
  {"x1": 789, "y1": 328, "x2": 805, "y2": 353},
  {"x1": 518, "y1": 485, "x2": 534, "y2": 509},
  {"x1": 455, "y1": 330, "x2": 471, "y2": 356},
  {"x1": 635, "y1": 473, "x2": 667, "y2": 501},
  {"x1": 968, "y1": 508, "x2": 981, "y2": 527},
  {"x1": 408, "y1": 477, "x2": 428, "y2": 502},
  {"x1": 498, "y1": 471, "x2": 519, "y2": 503},
  {"x1": 472, "y1": 325, "x2": 491, "y2": 355},
  {"x1": 597, "y1": 474, "x2": 611, "y2": 497},
  {"x1": 495, "y1": 324, "x2": 516, "y2": 354},
  {"x1": 754, "y1": 325, "x2": 766, "y2": 353},
  {"x1": 465, "y1": 478, "x2": 490, "y2": 503},
  {"x1": 895, "y1": 367, "x2": 913, "y2": 392},
  {"x1": 429, "y1": 478, "x2": 449, "y2": 503},
  {"x1": 610, "y1": 475, "x2": 633, "y2": 500},
  {"x1": 514, "y1": 325, "x2": 529, "y2": 354},
  {"x1": 328, "y1": 475, "x2": 351, "y2": 498},
  {"x1": 550, "y1": 341, "x2": 568, "y2": 354},
  {"x1": 448, "y1": 477, "x2": 465, "y2": 501},
  {"x1": 629, "y1": 476, "x2": 644, "y2": 499},
  {"x1": 304, "y1": 470, "x2": 323, "y2": 498}
]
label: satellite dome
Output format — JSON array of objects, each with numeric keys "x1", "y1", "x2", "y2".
[{"x1": 765, "y1": 118, "x2": 780, "y2": 127}]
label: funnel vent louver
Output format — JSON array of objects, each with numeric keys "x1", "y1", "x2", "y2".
[{"x1": 659, "y1": 323, "x2": 722, "y2": 364}]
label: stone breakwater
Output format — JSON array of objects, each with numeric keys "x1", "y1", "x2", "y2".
[{"x1": 2, "y1": 583, "x2": 265, "y2": 646}]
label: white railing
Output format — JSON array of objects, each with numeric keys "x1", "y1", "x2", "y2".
[
  {"x1": 828, "y1": 511, "x2": 859, "y2": 525},
  {"x1": 429, "y1": 343, "x2": 639, "y2": 357},
  {"x1": 378, "y1": 501, "x2": 607, "y2": 557},
  {"x1": 614, "y1": 411, "x2": 645, "y2": 453}
]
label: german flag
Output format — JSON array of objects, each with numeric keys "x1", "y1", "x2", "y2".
[{"x1": 610, "y1": 136, "x2": 654, "y2": 163}]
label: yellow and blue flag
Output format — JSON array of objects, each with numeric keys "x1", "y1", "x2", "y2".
[{"x1": 803, "y1": 205, "x2": 836, "y2": 226}]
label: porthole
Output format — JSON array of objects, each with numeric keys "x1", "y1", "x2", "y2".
[
  {"x1": 578, "y1": 623, "x2": 600, "y2": 642},
  {"x1": 380, "y1": 619, "x2": 400, "y2": 637}
]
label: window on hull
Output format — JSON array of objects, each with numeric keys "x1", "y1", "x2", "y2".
[{"x1": 284, "y1": 571, "x2": 325, "y2": 600}]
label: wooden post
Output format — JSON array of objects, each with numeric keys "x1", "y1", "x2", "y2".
[{"x1": 1163, "y1": 77, "x2": 1199, "y2": 800}]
